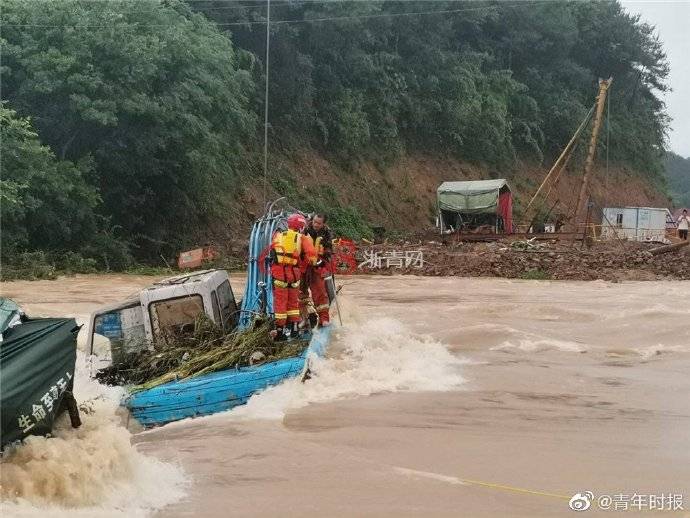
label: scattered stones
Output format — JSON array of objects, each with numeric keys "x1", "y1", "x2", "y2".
[{"x1": 355, "y1": 240, "x2": 690, "y2": 281}]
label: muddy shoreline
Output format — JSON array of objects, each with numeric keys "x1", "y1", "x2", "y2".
[{"x1": 353, "y1": 240, "x2": 690, "y2": 281}]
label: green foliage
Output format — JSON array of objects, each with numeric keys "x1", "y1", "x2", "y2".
[
  {"x1": 322, "y1": 90, "x2": 372, "y2": 160},
  {"x1": 1, "y1": 0, "x2": 671, "y2": 268},
  {"x1": 80, "y1": 228, "x2": 135, "y2": 271},
  {"x1": 269, "y1": 177, "x2": 373, "y2": 239},
  {"x1": 2, "y1": 0, "x2": 256, "y2": 261},
  {"x1": 53, "y1": 252, "x2": 98, "y2": 274},
  {"x1": 0, "y1": 251, "x2": 99, "y2": 281},
  {"x1": 195, "y1": 0, "x2": 668, "y2": 174},
  {"x1": 125, "y1": 265, "x2": 175, "y2": 277},
  {"x1": 0, "y1": 252, "x2": 57, "y2": 281},
  {"x1": 0, "y1": 107, "x2": 135, "y2": 272},
  {"x1": 270, "y1": 175, "x2": 300, "y2": 201},
  {"x1": 0, "y1": 107, "x2": 99, "y2": 255},
  {"x1": 521, "y1": 269, "x2": 552, "y2": 281},
  {"x1": 664, "y1": 152, "x2": 690, "y2": 207},
  {"x1": 327, "y1": 207, "x2": 373, "y2": 240}
]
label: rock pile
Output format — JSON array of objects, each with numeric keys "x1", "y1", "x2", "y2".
[{"x1": 355, "y1": 240, "x2": 690, "y2": 281}]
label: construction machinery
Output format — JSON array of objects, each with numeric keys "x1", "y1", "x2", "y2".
[{"x1": 522, "y1": 78, "x2": 613, "y2": 234}]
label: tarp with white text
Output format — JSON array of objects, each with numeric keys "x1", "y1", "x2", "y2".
[{"x1": 0, "y1": 318, "x2": 78, "y2": 447}]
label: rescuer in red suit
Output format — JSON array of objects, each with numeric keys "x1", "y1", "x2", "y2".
[
  {"x1": 304, "y1": 213, "x2": 333, "y2": 326},
  {"x1": 270, "y1": 213, "x2": 316, "y2": 339}
]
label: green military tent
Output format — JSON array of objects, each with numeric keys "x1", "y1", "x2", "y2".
[
  {"x1": 437, "y1": 179, "x2": 513, "y2": 234},
  {"x1": 0, "y1": 309, "x2": 80, "y2": 448}
]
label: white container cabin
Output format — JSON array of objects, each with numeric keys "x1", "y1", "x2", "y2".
[{"x1": 601, "y1": 207, "x2": 670, "y2": 242}]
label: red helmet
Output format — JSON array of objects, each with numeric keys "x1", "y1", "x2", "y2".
[{"x1": 287, "y1": 213, "x2": 307, "y2": 231}]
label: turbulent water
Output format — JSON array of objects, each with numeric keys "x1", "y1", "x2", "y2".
[
  {"x1": 159, "y1": 316, "x2": 466, "y2": 427},
  {"x1": 2, "y1": 274, "x2": 690, "y2": 517},
  {"x1": 0, "y1": 353, "x2": 188, "y2": 518}
]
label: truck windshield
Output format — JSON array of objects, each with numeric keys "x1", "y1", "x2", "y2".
[{"x1": 149, "y1": 295, "x2": 204, "y2": 342}]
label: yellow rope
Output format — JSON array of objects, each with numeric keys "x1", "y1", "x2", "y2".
[
  {"x1": 459, "y1": 477, "x2": 571, "y2": 500},
  {"x1": 395, "y1": 467, "x2": 570, "y2": 501}
]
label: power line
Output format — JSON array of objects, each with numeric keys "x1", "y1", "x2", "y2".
[
  {"x1": 19, "y1": 0, "x2": 316, "y2": 22},
  {"x1": 183, "y1": 0, "x2": 421, "y2": 13},
  {"x1": 9, "y1": 0, "x2": 429, "y2": 20},
  {"x1": 13, "y1": 0, "x2": 518, "y2": 3},
  {"x1": 1, "y1": 1, "x2": 553, "y2": 28}
]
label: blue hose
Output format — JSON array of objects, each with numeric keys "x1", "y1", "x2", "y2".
[{"x1": 239, "y1": 209, "x2": 287, "y2": 329}]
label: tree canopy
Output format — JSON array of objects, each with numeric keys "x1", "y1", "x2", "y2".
[
  {"x1": 2, "y1": 0, "x2": 256, "y2": 262},
  {"x1": 0, "y1": 106, "x2": 99, "y2": 255},
  {"x1": 196, "y1": 0, "x2": 669, "y2": 170},
  {"x1": 0, "y1": 0, "x2": 672, "y2": 266},
  {"x1": 665, "y1": 152, "x2": 690, "y2": 208}
]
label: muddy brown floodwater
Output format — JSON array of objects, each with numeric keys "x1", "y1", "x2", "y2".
[{"x1": 2, "y1": 274, "x2": 690, "y2": 517}]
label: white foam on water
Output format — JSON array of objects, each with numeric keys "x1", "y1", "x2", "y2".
[
  {"x1": 480, "y1": 323, "x2": 588, "y2": 353},
  {"x1": 492, "y1": 338, "x2": 587, "y2": 353},
  {"x1": 226, "y1": 317, "x2": 467, "y2": 420},
  {"x1": 634, "y1": 343, "x2": 690, "y2": 360},
  {"x1": 0, "y1": 354, "x2": 188, "y2": 518},
  {"x1": 393, "y1": 467, "x2": 466, "y2": 486},
  {"x1": 602, "y1": 302, "x2": 690, "y2": 321}
]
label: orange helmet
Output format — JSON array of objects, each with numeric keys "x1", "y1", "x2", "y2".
[{"x1": 287, "y1": 213, "x2": 307, "y2": 231}]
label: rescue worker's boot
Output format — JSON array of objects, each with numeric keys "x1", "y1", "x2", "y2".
[
  {"x1": 271, "y1": 326, "x2": 287, "y2": 341},
  {"x1": 288, "y1": 321, "x2": 300, "y2": 338},
  {"x1": 308, "y1": 313, "x2": 319, "y2": 329}
]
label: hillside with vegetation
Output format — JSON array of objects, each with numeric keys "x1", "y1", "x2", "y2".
[
  {"x1": 664, "y1": 151, "x2": 690, "y2": 208},
  {"x1": 0, "y1": 0, "x2": 671, "y2": 274}
]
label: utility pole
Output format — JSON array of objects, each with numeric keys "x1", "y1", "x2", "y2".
[
  {"x1": 262, "y1": 0, "x2": 271, "y2": 208},
  {"x1": 574, "y1": 77, "x2": 612, "y2": 222}
]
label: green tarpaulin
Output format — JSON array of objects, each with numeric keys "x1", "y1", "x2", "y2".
[
  {"x1": 437, "y1": 179, "x2": 509, "y2": 214},
  {"x1": 1, "y1": 317, "x2": 79, "y2": 447}
]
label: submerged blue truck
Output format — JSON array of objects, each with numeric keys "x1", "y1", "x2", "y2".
[{"x1": 86, "y1": 209, "x2": 333, "y2": 427}]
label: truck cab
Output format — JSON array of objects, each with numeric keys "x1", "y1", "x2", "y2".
[{"x1": 86, "y1": 269, "x2": 239, "y2": 371}]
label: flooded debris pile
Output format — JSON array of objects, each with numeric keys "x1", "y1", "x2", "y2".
[
  {"x1": 96, "y1": 317, "x2": 307, "y2": 390},
  {"x1": 356, "y1": 240, "x2": 690, "y2": 281},
  {"x1": 506, "y1": 238, "x2": 548, "y2": 252}
]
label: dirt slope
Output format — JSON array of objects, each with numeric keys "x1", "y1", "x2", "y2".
[{"x1": 223, "y1": 151, "x2": 670, "y2": 236}]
